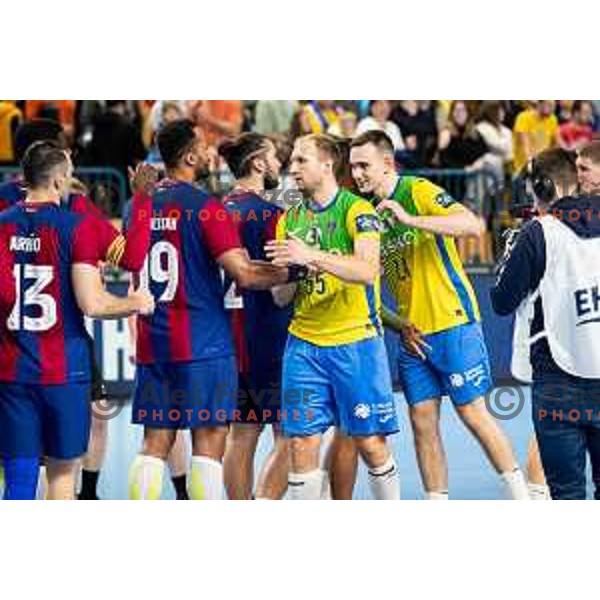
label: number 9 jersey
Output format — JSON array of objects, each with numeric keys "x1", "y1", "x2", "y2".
[
  {"x1": 0, "y1": 201, "x2": 103, "y2": 384},
  {"x1": 129, "y1": 180, "x2": 241, "y2": 365}
]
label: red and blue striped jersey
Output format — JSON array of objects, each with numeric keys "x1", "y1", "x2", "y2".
[
  {"x1": 0, "y1": 202, "x2": 103, "y2": 384},
  {"x1": 223, "y1": 191, "x2": 291, "y2": 375},
  {"x1": 0, "y1": 178, "x2": 151, "y2": 271},
  {"x1": 131, "y1": 180, "x2": 241, "y2": 365}
]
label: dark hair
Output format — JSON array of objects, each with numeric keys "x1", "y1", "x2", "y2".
[
  {"x1": 218, "y1": 133, "x2": 270, "y2": 178},
  {"x1": 572, "y1": 100, "x2": 593, "y2": 115},
  {"x1": 157, "y1": 119, "x2": 197, "y2": 169},
  {"x1": 477, "y1": 101, "x2": 503, "y2": 127},
  {"x1": 22, "y1": 141, "x2": 69, "y2": 189},
  {"x1": 350, "y1": 129, "x2": 395, "y2": 156},
  {"x1": 527, "y1": 148, "x2": 578, "y2": 200},
  {"x1": 14, "y1": 119, "x2": 64, "y2": 163},
  {"x1": 303, "y1": 134, "x2": 349, "y2": 181}
]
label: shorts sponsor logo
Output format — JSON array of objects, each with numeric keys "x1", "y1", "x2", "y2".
[
  {"x1": 354, "y1": 403, "x2": 371, "y2": 419},
  {"x1": 465, "y1": 364, "x2": 487, "y2": 388},
  {"x1": 449, "y1": 373, "x2": 465, "y2": 388}
]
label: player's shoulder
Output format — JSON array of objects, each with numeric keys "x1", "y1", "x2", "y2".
[
  {"x1": 338, "y1": 188, "x2": 375, "y2": 215},
  {"x1": 409, "y1": 176, "x2": 456, "y2": 210},
  {"x1": 0, "y1": 179, "x2": 26, "y2": 206},
  {"x1": 154, "y1": 179, "x2": 211, "y2": 206}
]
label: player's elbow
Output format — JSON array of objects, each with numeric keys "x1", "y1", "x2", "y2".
[
  {"x1": 77, "y1": 293, "x2": 106, "y2": 318},
  {"x1": 361, "y1": 263, "x2": 379, "y2": 285},
  {"x1": 463, "y1": 213, "x2": 485, "y2": 238}
]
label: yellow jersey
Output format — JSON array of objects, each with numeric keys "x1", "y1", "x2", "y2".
[
  {"x1": 513, "y1": 108, "x2": 559, "y2": 172},
  {"x1": 380, "y1": 176, "x2": 480, "y2": 335},
  {"x1": 277, "y1": 188, "x2": 382, "y2": 346}
]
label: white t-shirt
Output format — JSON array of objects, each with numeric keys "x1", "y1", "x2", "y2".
[{"x1": 355, "y1": 117, "x2": 405, "y2": 151}]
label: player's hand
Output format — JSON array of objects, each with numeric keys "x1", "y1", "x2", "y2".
[
  {"x1": 376, "y1": 199, "x2": 414, "y2": 226},
  {"x1": 265, "y1": 234, "x2": 316, "y2": 267},
  {"x1": 129, "y1": 163, "x2": 159, "y2": 196},
  {"x1": 400, "y1": 322, "x2": 431, "y2": 360},
  {"x1": 130, "y1": 289, "x2": 155, "y2": 316}
]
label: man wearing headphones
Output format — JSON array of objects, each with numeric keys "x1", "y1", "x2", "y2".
[{"x1": 491, "y1": 147, "x2": 600, "y2": 499}]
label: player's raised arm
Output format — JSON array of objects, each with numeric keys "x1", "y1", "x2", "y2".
[
  {"x1": 79, "y1": 163, "x2": 156, "y2": 273},
  {"x1": 72, "y1": 265, "x2": 155, "y2": 318},
  {"x1": 71, "y1": 217, "x2": 154, "y2": 319},
  {"x1": 376, "y1": 193, "x2": 483, "y2": 238}
]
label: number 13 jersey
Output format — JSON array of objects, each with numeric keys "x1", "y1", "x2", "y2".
[
  {"x1": 0, "y1": 201, "x2": 103, "y2": 384},
  {"x1": 130, "y1": 180, "x2": 241, "y2": 365}
]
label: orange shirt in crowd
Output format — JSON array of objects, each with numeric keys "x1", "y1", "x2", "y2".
[
  {"x1": 25, "y1": 101, "x2": 77, "y2": 130},
  {"x1": 192, "y1": 100, "x2": 243, "y2": 147}
]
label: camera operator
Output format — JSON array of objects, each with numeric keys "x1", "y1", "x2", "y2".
[{"x1": 491, "y1": 147, "x2": 600, "y2": 500}]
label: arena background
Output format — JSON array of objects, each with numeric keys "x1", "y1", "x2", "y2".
[{"x1": 1, "y1": 99, "x2": 598, "y2": 498}]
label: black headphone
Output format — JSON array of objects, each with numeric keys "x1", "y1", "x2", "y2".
[{"x1": 527, "y1": 149, "x2": 578, "y2": 204}]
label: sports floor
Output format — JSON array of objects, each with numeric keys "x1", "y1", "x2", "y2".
[{"x1": 99, "y1": 387, "x2": 539, "y2": 500}]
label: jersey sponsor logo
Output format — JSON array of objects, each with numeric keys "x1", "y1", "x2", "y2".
[
  {"x1": 356, "y1": 213, "x2": 382, "y2": 233},
  {"x1": 574, "y1": 284, "x2": 600, "y2": 325},
  {"x1": 9, "y1": 236, "x2": 41, "y2": 252},
  {"x1": 435, "y1": 192, "x2": 456, "y2": 209}
]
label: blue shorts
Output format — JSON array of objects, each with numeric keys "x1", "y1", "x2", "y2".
[
  {"x1": 0, "y1": 382, "x2": 91, "y2": 460},
  {"x1": 281, "y1": 335, "x2": 398, "y2": 438},
  {"x1": 132, "y1": 357, "x2": 237, "y2": 429},
  {"x1": 397, "y1": 322, "x2": 492, "y2": 407}
]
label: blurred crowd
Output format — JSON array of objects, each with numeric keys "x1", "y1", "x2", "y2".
[{"x1": 1, "y1": 100, "x2": 598, "y2": 265}]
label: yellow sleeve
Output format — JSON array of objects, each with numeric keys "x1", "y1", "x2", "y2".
[
  {"x1": 346, "y1": 199, "x2": 381, "y2": 241},
  {"x1": 276, "y1": 211, "x2": 287, "y2": 241},
  {"x1": 513, "y1": 110, "x2": 533, "y2": 134},
  {"x1": 412, "y1": 178, "x2": 463, "y2": 217}
]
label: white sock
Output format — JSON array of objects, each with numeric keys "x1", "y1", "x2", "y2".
[
  {"x1": 288, "y1": 470, "x2": 323, "y2": 500},
  {"x1": 427, "y1": 491, "x2": 449, "y2": 500},
  {"x1": 368, "y1": 456, "x2": 401, "y2": 500},
  {"x1": 129, "y1": 455, "x2": 165, "y2": 500},
  {"x1": 501, "y1": 467, "x2": 530, "y2": 500},
  {"x1": 528, "y1": 482, "x2": 551, "y2": 500},
  {"x1": 190, "y1": 456, "x2": 223, "y2": 500},
  {"x1": 36, "y1": 466, "x2": 47, "y2": 500},
  {"x1": 320, "y1": 469, "x2": 332, "y2": 500}
]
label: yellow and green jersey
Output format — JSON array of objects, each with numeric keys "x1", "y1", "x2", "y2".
[
  {"x1": 380, "y1": 176, "x2": 480, "y2": 335},
  {"x1": 276, "y1": 188, "x2": 382, "y2": 346}
]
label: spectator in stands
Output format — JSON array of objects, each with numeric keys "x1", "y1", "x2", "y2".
[
  {"x1": 298, "y1": 100, "x2": 341, "y2": 134},
  {"x1": 25, "y1": 100, "x2": 77, "y2": 145},
  {"x1": 0, "y1": 101, "x2": 22, "y2": 165},
  {"x1": 355, "y1": 100, "x2": 404, "y2": 151},
  {"x1": 438, "y1": 101, "x2": 487, "y2": 171},
  {"x1": 191, "y1": 100, "x2": 243, "y2": 148},
  {"x1": 145, "y1": 101, "x2": 186, "y2": 165},
  {"x1": 475, "y1": 100, "x2": 513, "y2": 182},
  {"x1": 254, "y1": 100, "x2": 298, "y2": 134},
  {"x1": 142, "y1": 101, "x2": 188, "y2": 149},
  {"x1": 391, "y1": 100, "x2": 438, "y2": 167},
  {"x1": 438, "y1": 101, "x2": 490, "y2": 264},
  {"x1": 512, "y1": 101, "x2": 559, "y2": 172},
  {"x1": 558, "y1": 100, "x2": 596, "y2": 150},
  {"x1": 83, "y1": 100, "x2": 146, "y2": 203},
  {"x1": 328, "y1": 110, "x2": 358, "y2": 139}
]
